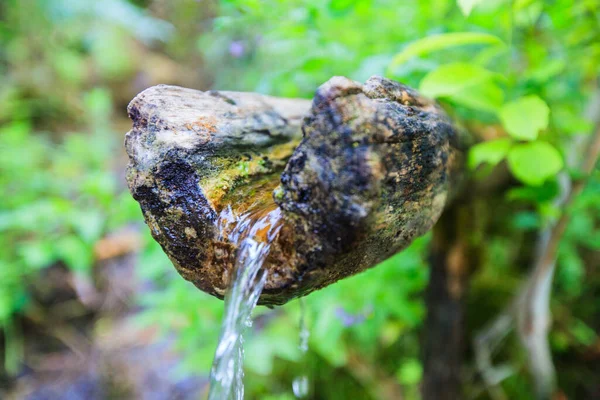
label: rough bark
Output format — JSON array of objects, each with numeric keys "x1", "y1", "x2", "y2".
[{"x1": 125, "y1": 76, "x2": 465, "y2": 305}]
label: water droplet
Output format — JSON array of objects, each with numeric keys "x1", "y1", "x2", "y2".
[
  {"x1": 293, "y1": 375, "x2": 309, "y2": 398},
  {"x1": 292, "y1": 299, "x2": 311, "y2": 398},
  {"x1": 298, "y1": 298, "x2": 310, "y2": 353}
]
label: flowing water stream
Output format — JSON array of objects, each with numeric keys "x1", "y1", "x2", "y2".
[{"x1": 208, "y1": 206, "x2": 283, "y2": 400}]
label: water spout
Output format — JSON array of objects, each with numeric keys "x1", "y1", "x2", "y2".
[{"x1": 125, "y1": 76, "x2": 464, "y2": 305}]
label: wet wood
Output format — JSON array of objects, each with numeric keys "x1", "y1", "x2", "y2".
[{"x1": 125, "y1": 76, "x2": 466, "y2": 305}]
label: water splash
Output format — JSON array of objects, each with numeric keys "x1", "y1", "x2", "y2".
[
  {"x1": 208, "y1": 207, "x2": 282, "y2": 400},
  {"x1": 293, "y1": 298, "x2": 310, "y2": 399}
]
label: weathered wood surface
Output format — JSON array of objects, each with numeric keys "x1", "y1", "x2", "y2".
[{"x1": 125, "y1": 76, "x2": 465, "y2": 305}]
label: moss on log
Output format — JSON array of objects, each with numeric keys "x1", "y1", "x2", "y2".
[{"x1": 125, "y1": 76, "x2": 465, "y2": 306}]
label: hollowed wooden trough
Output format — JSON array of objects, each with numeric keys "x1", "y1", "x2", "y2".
[{"x1": 125, "y1": 76, "x2": 465, "y2": 306}]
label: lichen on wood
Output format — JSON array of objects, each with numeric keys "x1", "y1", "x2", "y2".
[{"x1": 125, "y1": 76, "x2": 465, "y2": 306}]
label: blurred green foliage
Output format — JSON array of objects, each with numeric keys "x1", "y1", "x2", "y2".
[
  {"x1": 0, "y1": 0, "x2": 174, "y2": 375},
  {"x1": 0, "y1": 87, "x2": 144, "y2": 375},
  {"x1": 1, "y1": 0, "x2": 599, "y2": 399}
]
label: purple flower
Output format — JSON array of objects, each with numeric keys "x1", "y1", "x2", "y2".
[
  {"x1": 335, "y1": 306, "x2": 371, "y2": 327},
  {"x1": 229, "y1": 41, "x2": 245, "y2": 58}
]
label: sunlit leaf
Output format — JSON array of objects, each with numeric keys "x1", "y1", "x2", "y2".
[
  {"x1": 419, "y1": 63, "x2": 504, "y2": 112},
  {"x1": 457, "y1": 0, "x2": 482, "y2": 16},
  {"x1": 328, "y1": 0, "x2": 356, "y2": 16},
  {"x1": 499, "y1": 96, "x2": 550, "y2": 141},
  {"x1": 396, "y1": 358, "x2": 423, "y2": 385},
  {"x1": 514, "y1": 0, "x2": 538, "y2": 10},
  {"x1": 450, "y1": 79, "x2": 504, "y2": 112},
  {"x1": 526, "y1": 59, "x2": 566, "y2": 83},
  {"x1": 507, "y1": 141, "x2": 563, "y2": 186},
  {"x1": 552, "y1": 106, "x2": 593, "y2": 135},
  {"x1": 389, "y1": 32, "x2": 503, "y2": 69},
  {"x1": 419, "y1": 63, "x2": 494, "y2": 98},
  {"x1": 468, "y1": 138, "x2": 512, "y2": 169},
  {"x1": 17, "y1": 240, "x2": 56, "y2": 270}
]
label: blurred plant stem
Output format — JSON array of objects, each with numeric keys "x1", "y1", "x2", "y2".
[{"x1": 475, "y1": 80, "x2": 600, "y2": 400}]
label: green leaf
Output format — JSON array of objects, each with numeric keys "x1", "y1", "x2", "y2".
[
  {"x1": 526, "y1": 58, "x2": 565, "y2": 83},
  {"x1": 506, "y1": 180, "x2": 560, "y2": 203},
  {"x1": 389, "y1": 32, "x2": 503, "y2": 69},
  {"x1": 514, "y1": 0, "x2": 538, "y2": 10},
  {"x1": 91, "y1": 29, "x2": 134, "y2": 79},
  {"x1": 457, "y1": 0, "x2": 482, "y2": 16},
  {"x1": 245, "y1": 316, "x2": 301, "y2": 375},
  {"x1": 419, "y1": 63, "x2": 494, "y2": 98},
  {"x1": 311, "y1": 303, "x2": 347, "y2": 366},
  {"x1": 557, "y1": 244, "x2": 584, "y2": 297},
  {"x1": 243, "y1": 336, "x2": 275, "y2": 375},
  {"x1": 507, "y1": 142, "x2": 563, "y2": 186},
  {"x1": 17, "y1": 240, "x2": 56, "y2": 270},
  {"x1": 550, "y1": 331, "x2": 570, "y2": 352},
  {"x1": 511, "y1": 211, "x2": 541, "y2": 230},
  {"x1": 552, "y1": 106, "x2": 593, "y2": 135},
  {"x1": 396, "y1": 359, "x2": 423, "y2": 385},
  {"x1": 328, "y1": 0, "x2": 356, "y2": 17},
  {"x1": 569, "y1": 319, "x2": 597, "y2": 346},
  {"x1": 499, "y1": 96, "x2": 550, "y2": 140},
  {"x1": 71, "y1": 210, "x2": 105, "y2": 244},
  {"x1": 56, "y1": 235, "x2": 93, "y2": 272},
  {"x1": 52, "y1": 50, "x2": 85, "y2": 85},
  {"x1": 468, "y1": 138, "x2": 512, "y2": 169},
  {"x1": 419, "y1": 63, "x2": 504, "y2": 112},
  {"x1": 449, "y1": 79, "x2": 504, "y2": 112}
]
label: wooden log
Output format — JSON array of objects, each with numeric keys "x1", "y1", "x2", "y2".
[{"x1": 125, "y1": 76, "x2": 465, "y2": 305}]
